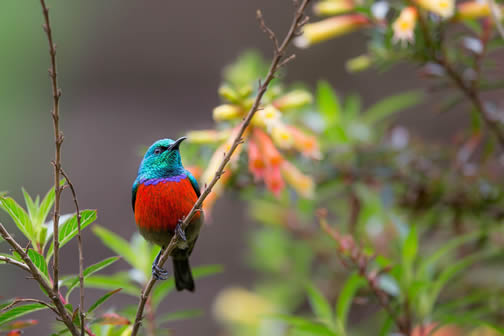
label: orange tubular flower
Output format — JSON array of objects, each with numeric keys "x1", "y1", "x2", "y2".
[
  {"x1": 294, "y1": 15, "x2": 369, "y2": 48},
  {"x1": 263, "y1": 165, "x2": 285, "y2": 197},
  {"x1": 254, "y1": 128, "x2": 284, "y2": 167},
  {"x1": 281, "y1": 161, "x2": 315, "y2": 199},
  {"x1": 393, "y1": 7, "x2": 418, "y2": 44},
  {"x1": 287, "y1": 126, "x2": 322, "y2": 160},
  {"x1": 248, "y1": 138, "x2": 266, "y2": 181}
]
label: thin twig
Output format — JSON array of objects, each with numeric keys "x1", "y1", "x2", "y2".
[
  {"x1": 0, "y1": 223, "x2": 80, "y2": 335},
  {"x1": 39, "y1": 0, "x2": 63, "y2": 296},
  {"x1": 0, "y1": 255, "x2": 30, "y2": 272},
  {"x1": 130, "y1": 1, "x2": 312, "y2": 334},
  {"x1": 61, "y1": 169, "x2": 85, "y2": 335},
  {"x1": 1, "y1": 298, "x2": 58, "y2": 315}
]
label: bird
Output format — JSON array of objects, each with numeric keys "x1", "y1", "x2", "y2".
[{"x1": 132, "y1": 137, "x2": 202, "y2": 292}]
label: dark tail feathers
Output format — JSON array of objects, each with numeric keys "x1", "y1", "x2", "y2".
[{"x1": 172, "y1": 257, "x2": 195, "y2": 292}]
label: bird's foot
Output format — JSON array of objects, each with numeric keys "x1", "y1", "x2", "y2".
[
  {"x1": 152, "y1": 262, "x2": 170, "y2": 281},
  {"x1": 175, "y1": 219, "x2": 187, "y2": 242}
]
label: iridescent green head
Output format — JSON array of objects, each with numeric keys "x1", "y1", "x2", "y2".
[{"x1": 137, "y1": 137, "x2": 187, "y2": 179}]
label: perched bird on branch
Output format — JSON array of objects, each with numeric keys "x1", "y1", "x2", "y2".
[{"x1": 132, "y1": 137, "x2": 202, "y2": 291}]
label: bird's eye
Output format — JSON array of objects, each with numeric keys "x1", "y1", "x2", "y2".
[{"x1": 154, "y1": 147, "x2": 162, "y2": 155}]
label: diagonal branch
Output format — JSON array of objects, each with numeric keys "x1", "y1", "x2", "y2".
[
  {"x1": 130, "y1": 1, "x2": 312, "y2": 334},
  {"x1": 0, "y1": 298, "x2": 58, "y2": 315},
  {"x1": 0, "y1": 255, "x2": 30, "y2": 272},
  {"x1": 0, "y1": 223, "x2": 79, "y2": 335}
]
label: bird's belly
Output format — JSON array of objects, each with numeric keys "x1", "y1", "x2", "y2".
[{"x1": 134, "y1": 179, "x2": 201, "y2": 246}]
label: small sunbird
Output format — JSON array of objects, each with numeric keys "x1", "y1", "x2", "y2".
[{"x1": 132, "y1": 137, "x2": 202, "y2": 292}]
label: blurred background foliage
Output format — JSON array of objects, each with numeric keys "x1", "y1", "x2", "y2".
[{"x1": 1, "y1": 0, "x2": 504, "y2": 335}]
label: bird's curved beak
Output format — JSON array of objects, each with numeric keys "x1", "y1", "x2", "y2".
[{"x1": 169, "y1": 136, "x2": 187, "y2": 151}]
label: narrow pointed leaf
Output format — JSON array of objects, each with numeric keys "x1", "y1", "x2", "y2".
[
  {"x1": 0, "y1": 197, "x2": 34, "y2": 241},
  {"x1": 85, "y1": 273, "x2": 139, "y2": 296},
  {"x1": 363, "y1": 90, "x2": 423, "y2": 123},
  {"x1": 46, "y1": 210, "x2": 96, "y2": 261},
  {"x1": 158, "y1": 309, "x2": 203, "y2": 324},
  {"x1": 271, "y1": 314, "x2": 338, "y2": 336},
  {"x1": 63, "y1": 256, "x2": 120, "y2": 300},
  {"x1": 88, "y1": 288, "x2": 122, "y2": 314},
  {"x1": 0, "y1": 304, "x2": 47, "y2": 327},
  {"x1": 92, "y1": 226, "x2": 140, "y2": 271},
  {"x1": 306, "y1": 284, "x2": 333, "y2": 325},
  {"x1": 336, "y1": 272, "x2": 365, "y2": 329},
  {"x1": 21, "y1": 189, "x2": 38, "y2": 221},
  {"x1": 317, "y1": 81, "x2": 341, "y2": 127}
]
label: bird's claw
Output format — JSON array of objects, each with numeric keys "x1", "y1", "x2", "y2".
[
  {"x1": 175, "y1": 219, "x2": 187, "y2": 242},
  {"x1": 152, "y1": 263, "x2": 170, "y2": 280}
]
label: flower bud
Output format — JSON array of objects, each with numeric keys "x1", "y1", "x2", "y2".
[
  {"x1": 213, "y1": 104, "x2": 242, "y2": 121},
  {"x1": 218, "y1": 85, "x2": 239, "y2": 103},
  {"x1": 186, "y1": 129, "x2": 230, "y2": 144},
  {"x1": 273, "y1": 90, "x2": 313, "y2": 110},
  {"x1": 271, "y1": 123, "x2": 294, "y2": 150},
  {"x1": 287, "y1": 126, "x2": 322, "y2": 160},
  {"x1": 346, "y1": 54, "x2": 372, "y2": 72},
  {"x1": 314, "y1": 0, "x2": 355, "y2": 15},
  {"x1": 455, "y1": 1, "x2": 503, "y2": 20},
  {"x1": 294, "y1": 15, "x2": 369, "y2": 48}
]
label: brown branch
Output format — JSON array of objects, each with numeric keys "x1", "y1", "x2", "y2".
[
  {"x1": 130, "y1": 1, "x2": 312, "y2": 334},
  {"x1": 39, "y1": 0, "x2": 63, "y2": 296},
  {"x1": 61, "y1": 169, "x2": 85, "y2": 335},
  {"x1": 1, "y1": 298, "x2": 58, "y2": 315},
  {"x1": 414, "y1": 4, "x2": 504, "y2": 148},
  {"x1": 0, "y1": 223, "x2": 80, "y2": 335},
  {"x1": 0, "y1": 255, "x2": 30, "y2": 272}
]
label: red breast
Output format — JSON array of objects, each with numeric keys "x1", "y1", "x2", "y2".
[{"x1": 134, "y1": 178, "x2": 200, "y2": 233}]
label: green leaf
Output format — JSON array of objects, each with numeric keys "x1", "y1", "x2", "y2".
[
  {"x1": 38, "y1": 185, "x2": 56, "y2": 225},
  {"x1": 0, "y1": 197, "x2": 34, "y2": 241},
  {"x1": 0, "y1": 303, "x2": 48, "y2": 326},
  {"x1": 22, "y1": 188, "x2": 38, "y2": 221},
  {"x1": 87, "y1": 288, "x2": 122, "y2": 314},
  {"x1": 335, "y1": 272, "x2": 365, "y2": 330},
  {"x1": 271, "y1": 314, "x2": 338, "y2": 336},
  {"x1": 46, "y1": 210, "x2": 96, "y2": 261},
  {"x1": 27, "y1": 249, "x2": 49, "y2": 281},
  {"x1": 317, "y1": 81, "x2": 341, "y2": 127},
  {"x1": 402, "y1": 225, "x2": 418, "y2": 266},
  {"x1": 92, "y1": 226, "x2": 141, "y2": 271},
  {"x1": 417, "y1": 231, "x2": 481, "y2": 281},
  {"x1": 152, "y1": 264, "x2": 223, "y2": 308},
  {"x1": 306, "y1": 284, "x2": 333, "y2": 325},
  {"x1": 363, "y1": 90, "x2": 423, "y2": 124},
  {"x1": 158, "y1": 309, "x2": 203, "y2": 324},
  {"x1": 85, "y1": 273, "x2": 139, "y2": 296},
  {"x1": 63, "y1": 256, "x2": 120, "y2": 301}
]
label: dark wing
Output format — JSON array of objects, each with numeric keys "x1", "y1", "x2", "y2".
[{"x1": 186, "y1": 170, "x2": 201, "y2": 197}]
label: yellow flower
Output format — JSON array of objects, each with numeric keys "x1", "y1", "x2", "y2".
[
  {"x1": 272, "y1": 90, "x2": 313, "y2": 110},
  {"x1": 393, "y1": 7, "x2": 418, "y2": 44},
  {"x1": 281, "y1": 161, "x2": 315, "y2": 198},
  {"x1": 252, "y1": 105, "x2": 282, "y2": 129},
  {"x1": 294, "y1": 15, "x2": 369, "y2": 48},
  {"x1": 271, "y1": 123, "x2": 294, "y2": 149},
  {"x1": 213, "y1": 104, "x2": 243, "y2": 121},
  {"x1": 314, "y1": 0, "x2": 355, "y2": 16},
  {"x1": 186, "y1": 129, "x2": 230, "y2": 144},
  {"x1": 415, "y1": 0, "x2": 455, "y2": 18},
  {"x1": 213, "y1": 287, "x2": 276, "y2": 326}
]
